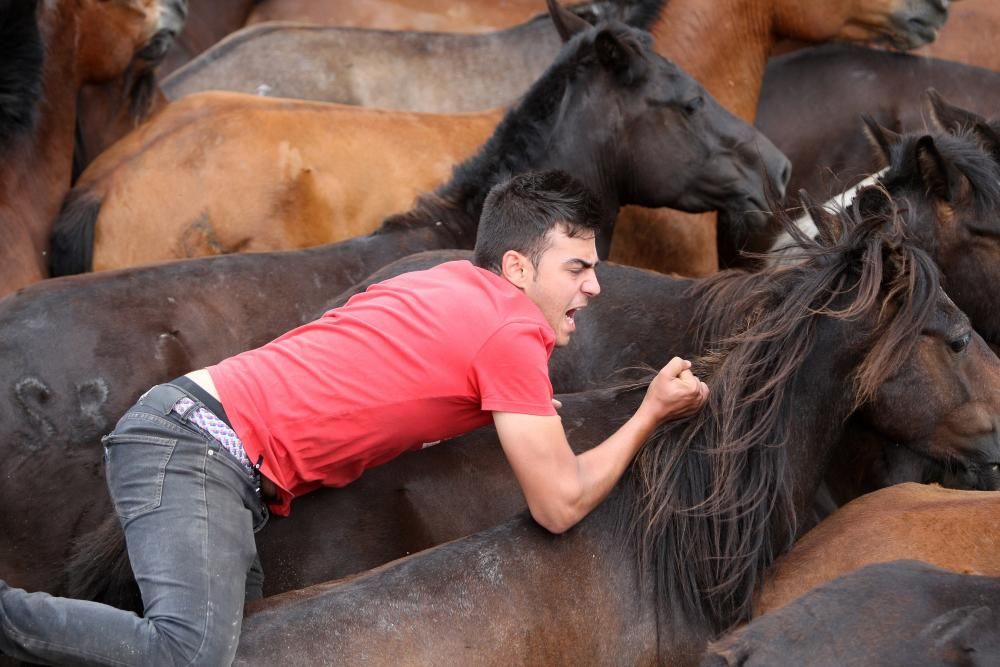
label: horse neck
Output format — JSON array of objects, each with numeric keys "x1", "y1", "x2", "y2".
[
  {"x1": 1, "y1": 3, "x2": 83, "y2": 262},
  {"x1": 651, "y1": 0, "x2": 774, "y2": 121}
]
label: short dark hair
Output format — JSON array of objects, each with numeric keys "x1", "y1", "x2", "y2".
[{"x1": 474, "y1": 170, "x2": 602, "y2": 273}]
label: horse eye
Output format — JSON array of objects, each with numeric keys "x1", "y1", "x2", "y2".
[
  {"x1": 949, "y1": 333, "x2": 972, "y2": 353},
  {"x1": 685, "y1": 96, "x2": 705, "y2": 114}
]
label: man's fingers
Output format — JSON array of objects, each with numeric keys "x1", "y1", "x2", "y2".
[
  {"x1": 552, "y1": 398, "x2": 563, "y2": 410},
  {"x1": 663, "y1": 356, "x2": 690, "y2": 378}
]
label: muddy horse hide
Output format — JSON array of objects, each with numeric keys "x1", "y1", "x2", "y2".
[
  {"x1": 707, "y1": 560, "x2": 1000, "y2": 667},
  {"x1": 160, "y1": 0, "x2": 951, "y2": 274},
  {"x1": 3, "y1": 12, "x2": 787, "y2": 595},
  {"x1": 64, "y1": 152, "x2": 1000, "y2": 609},
  {"x1": 0, "y1": 0, "x2": 185, "y2": 297},
  {"x1": 755, "y1": 485, "x2": 1000, "y2": 616},
  {"x1": 49, "y1": 2, "x2": 788, "y2": 273},
  {"x1": 219, "y1": 200, "x2": 996, "y2": 665}
]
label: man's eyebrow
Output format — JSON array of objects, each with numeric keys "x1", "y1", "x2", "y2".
[{"x1": 564, "y1": 258, "x2": 598, "y2": 269}]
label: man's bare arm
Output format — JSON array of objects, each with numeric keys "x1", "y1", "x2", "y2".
[{"x1": 494, "y1": 357, "x2": 708, "y2": 534}]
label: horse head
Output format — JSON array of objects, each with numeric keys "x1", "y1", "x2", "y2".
[
  {"x1": 76, "y1": 0, "x2": 187, "y2": 118},
  {"x1": 536, "y1": 0, "x2": 790, "y2": 250},
  {"x1": 617, "y1": 191, "x2": 1000, "y2": 635},
  {"x1": 774, "y1": 0, "x2": 951, "y2": 50}
]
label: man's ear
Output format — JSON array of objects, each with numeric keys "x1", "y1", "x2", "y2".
[{"x1": 501, "y1": 250, "x2": 532, "y2": 289}]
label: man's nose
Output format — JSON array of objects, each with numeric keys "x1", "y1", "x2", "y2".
[{"x1": 583, "y1": 274, "x2": 600, "y2": 297}]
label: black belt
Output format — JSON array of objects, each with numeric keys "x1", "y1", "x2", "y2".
[{"x1": 170, "y1": 375, "x2": 233, "y2": 430}]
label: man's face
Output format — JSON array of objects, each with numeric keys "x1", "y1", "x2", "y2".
[{"x1": 517, "y1": 228, "x2": 601, "y2": 347}]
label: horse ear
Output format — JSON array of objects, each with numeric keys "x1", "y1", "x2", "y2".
[
  {"x1": 915, "y1": 135, "x2": 964, "y2": 203},
  {"x1": 593, "y1": 29, "x2": 643, "y2": 82},
  {"x1": 546, "y1": 0, "x2": 592, "y2": 42},
  {"x1": 799, "y1": 190, "x2": 839, "y2": 245},
  {"x1": 921, "y1": 605, "x2": 994, "y2": 653},
  {"x1": 926, "y1": 88, "x2": 987, "y2": 135},
  {"x1": 861, "y1": 114, "x2": 900, "y2": 167}
]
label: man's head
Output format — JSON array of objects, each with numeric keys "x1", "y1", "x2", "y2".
[{"x1": 475, "y1": 171, "x2": 603, "y2": 346}]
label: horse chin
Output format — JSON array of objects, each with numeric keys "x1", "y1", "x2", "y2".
[
  {"x1": 717, "y1": 208, "x2": 779, "y2": 260},
  {"x1": 885, "y1": 9, "x2": 946, "y2": 50}
]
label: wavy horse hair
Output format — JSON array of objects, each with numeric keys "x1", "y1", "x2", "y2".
[{"x1": 617, "y1": 193, "x2": 940, "y2": 634}]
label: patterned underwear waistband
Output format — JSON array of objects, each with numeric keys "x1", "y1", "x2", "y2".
[{"x1": 173, "y1": 396, "x2": 253, "y2": 476}]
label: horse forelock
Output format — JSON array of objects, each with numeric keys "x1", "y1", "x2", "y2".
[
  {"x1": 0, "y1": 0, "x2": 43, "y2": 148},
  {"x1": 617, "y1": 202, "x2": 942, "y2": 634}
]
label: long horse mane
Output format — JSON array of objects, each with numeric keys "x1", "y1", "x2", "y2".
[
  {"x1": 377, "y1": 19, "x2": 652, "y2": 237},
  {"x1": 616, "y1": 193, "x2": 942, "y2": 634},
  {"x1": 0, "y1": 0, "x2": 44, "y2": 149}
]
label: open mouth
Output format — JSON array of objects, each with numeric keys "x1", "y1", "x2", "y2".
[{"x1": 564, "y1": 307, "x2": 580, "y2": 331}]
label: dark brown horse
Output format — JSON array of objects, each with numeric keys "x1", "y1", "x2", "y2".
[
  {"x1": 0, "y1": 0, "x2": 186, "y2": 297},
  {"x1": 50, "y1": 2, "x2": 789, "y2": 272},
  {"x1": 219, "y1": 197, "x2": 996, "y2": 664},
  {"x1": 757, "y1": 44, "x2": 1000, "y2": 216},
  {"x1": 62, "y1": 159, "x2": 1000, "y2": 620},
  {"x1": 707, "y1": 561, "x2": 1000, "y2": 667}
]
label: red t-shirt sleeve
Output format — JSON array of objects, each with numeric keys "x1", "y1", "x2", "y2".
[{"x1": 472, "y1": 321, "x2": 557, "y2": 416}]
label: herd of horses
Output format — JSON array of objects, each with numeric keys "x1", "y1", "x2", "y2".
[{"x1": 4, "y1": 0, "x2": 1000, "y2": 664}]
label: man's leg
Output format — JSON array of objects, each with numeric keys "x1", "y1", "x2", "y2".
[{"x1": 0, "y1": 387, "x2": 261, "y2": 666}]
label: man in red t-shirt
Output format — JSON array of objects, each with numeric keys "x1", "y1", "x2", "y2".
[{"x1": 0, "y1": 171, "x2": 708, "y2": 665}]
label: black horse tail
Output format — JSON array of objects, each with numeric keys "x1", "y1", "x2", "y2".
[
  {"x1": 62, "y1": 513, "x2": 142, "y2": 614},
  {"x1": 49, "y1": 189, "x2": 102, "y2": 276}
]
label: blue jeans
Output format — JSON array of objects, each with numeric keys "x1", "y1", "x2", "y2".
[{"x1": 0, "y1": 383, "x2": 268, "y2": 666}]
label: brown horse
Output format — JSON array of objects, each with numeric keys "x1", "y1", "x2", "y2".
[
  {"x1": 221, "y1": 197, "x2": 995, "y2": 664},
  {"x1": 755, "y1": 485, "x2": 1000, "y2": 616},
  {"x1": 160, "y1": 0, "x2": 951, "y2": 274},
  {"x1": 49, "y1": 3, "x2": 789, "y2": 273},
  {"x1": 0, "y1": 0, "x2": 185, "y2": 297},
  {"x1": 708, "y1": 560, "x2": 1000, "y2": 667}
]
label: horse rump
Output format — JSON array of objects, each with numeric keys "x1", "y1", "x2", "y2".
[{"x1": 48, "y1": 190, "x2": 102, "y2": 276}]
